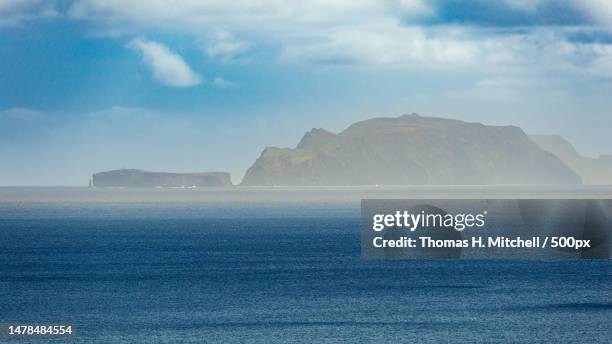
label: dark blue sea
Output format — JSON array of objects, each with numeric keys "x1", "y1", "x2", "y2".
[{"x1": 0, "y1": 188, "x2": 610, "y2": 343}]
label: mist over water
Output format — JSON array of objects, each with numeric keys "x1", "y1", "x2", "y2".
[{"x1": 2, "y1": 185, "x2": 612, "y2": 204}]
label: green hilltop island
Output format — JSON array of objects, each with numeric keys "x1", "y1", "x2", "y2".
[{"x1": 241, "y1": 114, "x2": 584, "y2": 186}]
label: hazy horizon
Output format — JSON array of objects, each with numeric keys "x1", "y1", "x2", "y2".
[
  {"x1": 3, "y1": 1, "x2": 612, "y2": 185},
  {"x1": 1, "y1": 112, "x2": 610, "y2": 186}
]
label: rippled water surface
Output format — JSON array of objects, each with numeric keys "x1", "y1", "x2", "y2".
[{"x1": 0, "y1": 188, "x2": 610, "y2": 343}]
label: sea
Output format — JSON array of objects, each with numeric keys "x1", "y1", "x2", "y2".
[{"x1": 0, "y1": 187, "x2": 610, "y2": 343}]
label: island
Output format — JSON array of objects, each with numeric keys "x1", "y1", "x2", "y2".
[
  {"x1": 241, "y1": 114, "x2": 581, "y2": 186},
  {"x1": 92, "y1": 169, "x2": 232, "y2": 187}
]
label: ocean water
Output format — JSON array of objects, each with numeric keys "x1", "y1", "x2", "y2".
[{"x1": 0, "y1": 188, "x2": 610, "y2": 343}]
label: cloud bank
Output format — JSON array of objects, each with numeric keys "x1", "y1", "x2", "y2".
[
  {"x1": 60, "y1": 1, "x2": 612, "y2": 80},
  {"x1": 1, "y1": 1, "x2": 610, "y2": 77}
]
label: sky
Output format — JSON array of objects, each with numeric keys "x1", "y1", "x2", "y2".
[{"x1": 1, "y1": 0, "x2": 612, "y2": 185}]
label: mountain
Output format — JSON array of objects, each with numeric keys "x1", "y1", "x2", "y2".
[
  {"x1": 241, "y1": 114, "x2": 581, "y2": 186},
  {"x1": 530, "y1": 135, "x2": 612, "y2": 185},
  {"x1": 92, "y1": 169, "x2": 232, "y2": 187}
]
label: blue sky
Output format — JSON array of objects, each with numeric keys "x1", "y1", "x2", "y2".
[{"x1": 1, "y1": 0, "x2": 612, "y2": 185}]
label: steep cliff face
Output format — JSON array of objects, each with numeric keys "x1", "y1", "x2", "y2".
[
  {"x1": 93, "y1": 169, "x2": 232, "y2": 187},
  {"x1": 530, "y1": 134, "x2": 612, "y2": 185},
  {"x1": 242, "y1": 114, "x2": 581, "y2": 186}
]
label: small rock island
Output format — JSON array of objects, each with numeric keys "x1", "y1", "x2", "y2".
[{"x1": 92, "y1": 169, "x2": 232, "y2": 187}]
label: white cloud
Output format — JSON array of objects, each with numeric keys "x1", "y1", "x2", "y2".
[
  {"x1": 575, "y1": 0, "x2": 612, "y2": 26},
  {"x1": 501, "y1": 0, "x2": 542, "y2": 12},
  {"x1": 68, "y1": 1, "x2": 432, "y2": 26},
  {"x1": 204, "y1": 30, "x2": 250, "y2": 62},
  {"x1": 279, "y1": 24, "x2": 477, "y2": 66},
  {"x1": 558, "y1": 41, "x2": 612, "y2": 78},
  {"x1": 68, "y1": 0, "x2": 593, "y2": 72},
  {"x1": 127, "y1": 37, "x2": 202, "y2": 87},
  {"x1": 0, "y1": 0, "x2": 57, "y2": 26},
  {"x1": 589, "y1": 46, "x2": 612, "y2": 78},
  {"x1": 67, "y1": 1, "x2": 435, "y2": 65},
  {"x1": 7, "y1": 0, "x2": 609, "y2": 81}
]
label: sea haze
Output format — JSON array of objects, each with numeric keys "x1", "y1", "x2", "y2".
[{"x1": 0, "y1": 187, "x2": 610, "y2": 343}]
